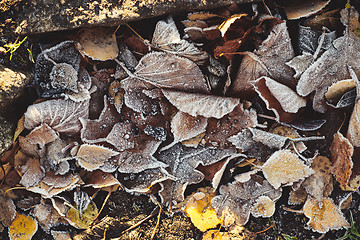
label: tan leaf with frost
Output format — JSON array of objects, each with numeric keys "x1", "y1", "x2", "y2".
[
  {"x1": 262, "y1": 150, "x2": 314, "y2": 189},
  {"x1": 251, "y1": 195, "x2": 276, "y2": 218},
  {"x1": 285, "y1": 0, "x2": 331, "y2": 20},
  {"x1": 330, "y1": 132, "x2": 353, "y2": 187},
  {"x1": 162, "y1": 89, "x2": 240, "y2": 119},
  {"x1": 76, "y1": 144, "x2": 119, "y2": 171},
  {"x1": 303, "y1": 197, "x2": 349, "y2": 233},
  {"x1": 78, "y1": 27, "x2": 118, "y2": 61},
  {"x1": 0, "y1": 190, "x2": 16, "y2": 227},
  {"x1": 24, "y1": 98, "x2": 89, "y2": 134}
]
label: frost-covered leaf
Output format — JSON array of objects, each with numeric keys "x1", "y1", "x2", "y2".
[
  {"x1": 122, "y1": 52, "x2": 209, "y2": 93},
  {"x1": 152, "y1": 16, "x2": 208, "y2": 64},
  {"x1": 254, "y1": 77, "x2": 306, "y2": 121},
  {"x1": 14, "y1": 151, "x2": 45, "y2": 188},
  {"x1": 205, "y1": 105, "x2": 258, "y2": 148},
  {"x1": 0, "y1": 190, "x2": 16, "y2": 227},
  {"x1": 105, "y1": 122, "x2": 136, "y2": 151},
  {"x1": 261, "y1": 149, "x2": 314, "y2": 189},
  {"x1": 171, "y1": 111, "x2": 207, "y2": 143},
  {"x1": 211, "y1": 175, "x2": 281, "y2": 227},
  {"x1": 303, "y1": 197, "x2": 349, "y2": 233},
  {"x1": 78, "y1": 27, "x2": 119, "y2": 61},
  {"x1": 66, "y1": 200, "x2": 98, "y2": 229},
  {"x1": 162, "y1": 89, "x2": 240, "y2": 119},
  {"x1": 24, "y1": 98, "x2": 89, "y2": 135},
  {"x1": 35, "y1": 41, "x2": 81, "y2": 98},
  {"x1": 84, "y1": 170, "x2": 121, "y2": 189},
  {"x1": 27, "y1": 171, "x2": 82, "y2": 198},
  {"x1": 297, "y1": 7, "x2": 360, "y2": 113},
  {"x1": 302, "y1": 156, "x2": 333, "y2": 202},
  {"x1": 76, "y1": 144, "x2": 119, "y2": 171},
  {"x1": 33, "y1": 203, "x2": 64, "y2": 233},
  {"x1": 231, "y1": 22, "x2": 296, "y2": 95},
  {"x1": 330, "y1": 132, "x2": 354, "y2": 187},
  {"x1": 8, "y1": 213, "x2": 38, "y2": 240},
  {"x1": 286, "y1": 52, "x2": 314, "y2": 79},
  {"x1": 250, "y1": 195, "x2": 276, "y2": 218},
  {"x1": 80, "y1": 97, "x2": 120, "y2": 143},
  {"x1": 158, "y1": 143, "x2": 236, "y2": 204},
  {"x1": 119, "y1": 168, "x2": 172, "y2": 193},
  {"x1": 284, "y1": 0, "x2": 331, "y2": 20}
]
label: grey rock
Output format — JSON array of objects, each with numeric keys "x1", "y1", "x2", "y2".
[
  {"x1": 0, "y1": 115, "x2": 16, "y2": 156},
  {"x1": 0, "y1": 0, "x2": 258, "y2": 36}
]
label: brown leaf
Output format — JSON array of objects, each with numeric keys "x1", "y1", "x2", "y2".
[
  {"x1": 171, "y1": 111, "x2": 208, "y2": 143},
  {"x1": 84, "y1": 170, "x2": 121, "y2": 189},
  {"x1": 14, "y1": 151, "x2": 45, "y2": 188},
  {"x1": 284, "y1": 0, "x2": 331, "y2": 20},
  {"x1": 0, "y1": 190, "x2": 16, "y2": 227},
  {"x1": 152, "y1": 16, "x2": 208, "y2": 64},
  {"x1": 254, "y1": 77, "x2": 306, "y2": 122},
  {"x1": 230, "y1": 22, "x2": 296, "y2": 95},
  {"x1": 76, "y1": 144, "x2": 119, "y2": 171},
  {"x1": 162, "y1": 89, "x2": 240, "y2": 119},
  {"x1": 24, "y1": 98, "x2": 89, "y2": 135},
  {"x1": 296, "y1": 7, "x2": 360, "y2": 113},
  {"x1": 303, "y1": 197, "x2": 349, "y2": 233},
  {"x1": 330, "y1": 132, "x2": 354, "y2": 187},
  {"x1": 33, "y1": 203, "x2": 64, "y2": 233}
]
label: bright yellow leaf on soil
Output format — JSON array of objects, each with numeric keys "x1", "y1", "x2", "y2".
[
  {"x1": 8, "y1": 212, "x2": 38, "y2": 240},
  {"x1": 184, "y1": 187, "x2": 221, "y2": 232}
]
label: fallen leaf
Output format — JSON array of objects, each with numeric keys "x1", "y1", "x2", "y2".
[
  {"x1": 184, "y1": 188, "x2": 221, "y2": 232},
  {"x1": 76, "y1": 144, "x2": 119, "y2": 171},
  {"x1": 171, "y1": 111, "x2": 208, "y2": 143},
  {"x1": 84, "y1": 170, "x2": 121, "y2": 189},
  {"x1": 330, "y1": 132, "x2": 354, "y2": 187},
  {"x1": 158, "y1": 143, "x2": 236, "y2": 204},
  {"x1": 33, "y1": 203, "x2": 64, "y2": 233},
  {"x1": 152, "y1": 16, "x2": 208, "y2": 64},
  {"x1": 0, "y1": 190, "x2": 16, "y2": 227},
  {"x1": 51, "y1": 230, "x2": 71, "y2": 240},
  {"x1": 35, "y1": 41, "x2": 81, "y2": 98},
  {"x1": 66, "y1": 200, "x2": 98, "y2": 229},
  {"x1": 108, "y1": 80, "x2": 125, "y2": 114},
  {"x1": 296, "y1": 6, "x2": 360, "y2": 113},
  {"x1": 302, "y1": 156, "x2": 333, "y2": 202},
  {"x1": 303, "y1": 197, "x2": 349, "y2": 233},
  {"x1": 230, "y1": 21, "x2": 296, "y2": 95},
  {"x1": 24, "y1": 98, "x2": 89, "y2": 135},
  {"x1": 285, "y1": 0, "x2": 331, "y2": 20},
  {"x1": 49, "y1": 63, "x2": 78, "y2": 93},
  {"x1": 162, "y1": 89, "x2": 240, "y2": 119},
  {"x1": 261, "y1": 149, "x2": 314, "y2": 189},
  {"x1": 250, "y1": 195, "x2": 275, "y2": 218},
  {"x1": 211, "y1": 175, "x2": 281, "y2": 227},
  {"x1": 8, "y1": 212, "x2": 38, "y2": 240},
  {"x1": 77, "y1": 27, "x2": 119, "y2": 61},
  {"x1": 254, "y1": 77, "x2": 306, "y2": 121}
]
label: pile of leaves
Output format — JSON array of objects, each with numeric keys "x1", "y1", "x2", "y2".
[{"x1": 2, "y1": 1, "x2": 360, "y2": 239}]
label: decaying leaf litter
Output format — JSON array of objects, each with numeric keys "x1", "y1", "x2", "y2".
[{"x1": 2, "y1": 1, "x2": 360, "y2": 239}]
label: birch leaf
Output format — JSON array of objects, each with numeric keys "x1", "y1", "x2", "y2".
[
  {"x1": 297, "y1": 7, "x2": 360, "y2": 113},
  {"x1": 162, "y1": 89, "x2": 240, "y2": 119},
  {"x1": 24, "y1": 98, "x2": 89, "y2": 135},
  {"x1": 171, "y1": 111, "x2": 208, "y2": 143},
  {"x1": 76, "y1": 144, "x2": 119, "y2": 171},
  {"x1": 8, "y1": 213, "x2": 38, "y2": 240}
]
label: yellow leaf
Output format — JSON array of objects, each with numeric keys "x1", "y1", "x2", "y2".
[
  {"x1": 184, "y1": 187, "x2": 221, "y2": 232},
  {"x1": 9, "y1": 212, "x2": 38, "y2": 240},
  {"x1": 66, "y1": 201, "x2": 98, "y2": 229},
  {"x1": 13, "y1": 115, "x2": 25, "y2": 143}
]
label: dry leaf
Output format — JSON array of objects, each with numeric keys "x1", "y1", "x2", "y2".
[
  {"x1": 205, "y1": 105, "x2": 258, "y2": 148},
  {"x1": 330, "y1": 132, "x2": 354, "y2": 187},
  {"x1": 76, "y1": 144, "x2": 119, "y2": 171},
  {"x1": 171, "y1": 111, "x2": 208, "y2": 143},
  {"x1": 162, "y1": 89, "x2": 240, "y2": 119},
  {"x1": 302, "y1": 156, "x2": 333, "y2": 202},
  {"x1": 297, "y1": 7, "x2": 360, "y2": 113},
  {"x1": 158, "y1": 143, "x2": 236, "y2": 204},
  {"x1": 35, "y1": 41, "x2": 81, "y2": 98},
  {"x1": 211, "y1": 175, "x2": 281, "y2": 227},
  {"x1": 303, "y1": 197, "x2": 349, "y2": 233},
  {"x1": 0, "y1": 190, "x2": 16, "y2": 227},
  {"x1": 325, "y1": 79, "x2": 356, "y2": 107},
  {"x1": 152, "y1": 16, "x2": 208, "y2": 64},
  {"x1": 285, "y1": 0, "x2": 331, "y2": 20},
  {"x1": 24, "y1": 98, "x2": 89, "y2": 134},
  {"x1": 84, "y1": 170, "x2": 120, "y2": 189},
  {"x1": 261, "y1": 149, "x2": 314, "y2": 189},
  {"x1": 51, "y1": 230, "x2": 71, "y2": 240},
  {"x1": 251, "y1": 195, "x2": 275, "y2": 218},
  {"x1": 33, "y1": 203, "x2": 64, "y2": 233},
  {"x1": 78, "y1": 27, "x2": 119, "y2": 61},
  {"x1": 108, "y1": 80, "x2": 124, "y2": 114},
  {"x1": 231, "y1": 22, "x2": 296, "y2": 95},
  {"x1": 183, "y1": 188, "x2": 221, "y2": 232},
  {"x1": 8, "y1": 212, "x2": 38, "y2": 240},
  {"x1": 254, "y1": 77, "x2": 306, "y2": 121},
  {"x1": 66, "y1": 200, "x2": 98, "y2": 229}
]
